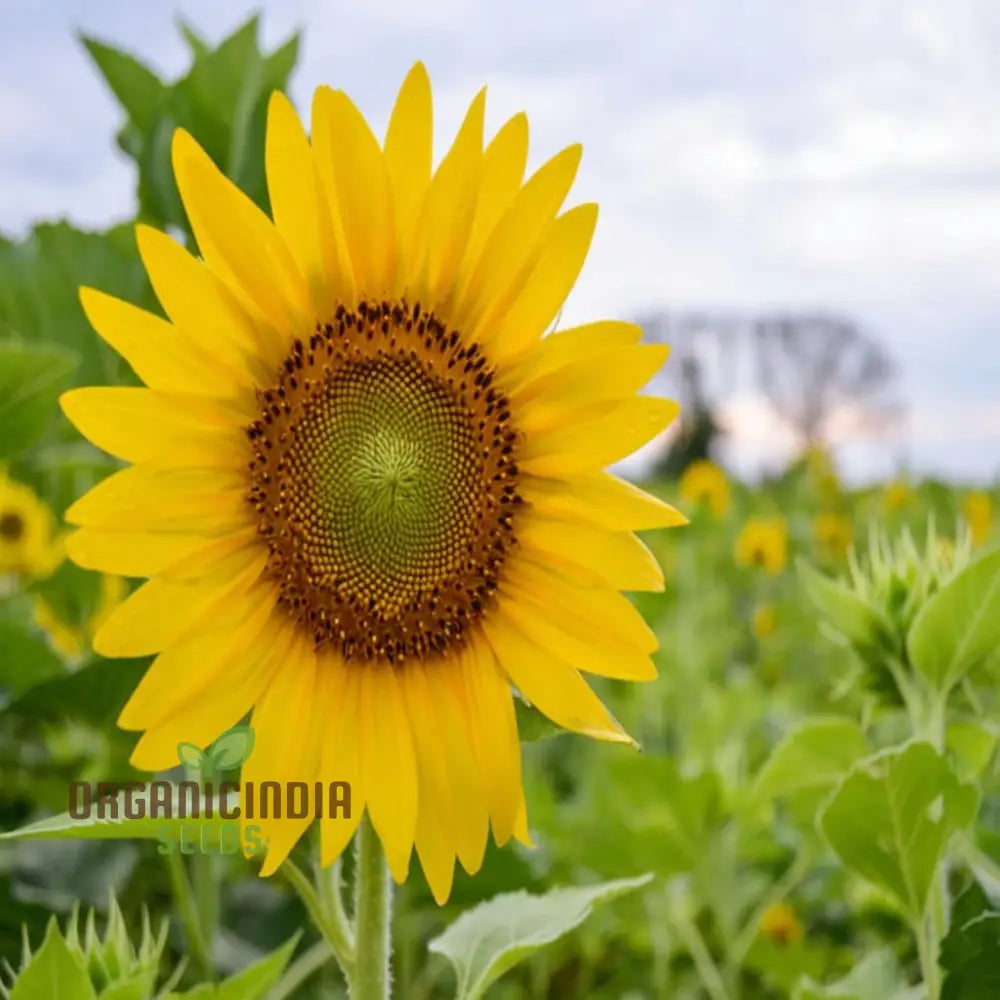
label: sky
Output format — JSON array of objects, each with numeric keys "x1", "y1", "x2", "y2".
[{"x1": 1, "y1": 0, "x2": 998, "y2": 483}]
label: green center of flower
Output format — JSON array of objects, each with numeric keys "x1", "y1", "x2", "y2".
[
  {"x1": 0, "y1": 511, "x2": 24, "y2": 542},
  {"x1": 291, "y1": 357, "x2": 482, "y2": 618},
  {"x1": 247, "y1": 299, "x2": 521, "y2": 664}
]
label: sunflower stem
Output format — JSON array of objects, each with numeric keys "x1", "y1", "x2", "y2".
[
  {"x1": 351, "y1": 815, "x2": 392, "y2": 1000},
  {"x1": 164, "y1": 850, "x2": 213, "y2": 980}
]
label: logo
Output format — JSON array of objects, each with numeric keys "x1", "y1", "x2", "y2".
[{"x1": 68, "y1": 725, "x2": 352, "y2": 857}]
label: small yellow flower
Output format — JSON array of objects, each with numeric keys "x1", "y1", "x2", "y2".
[
  {"x1": 751, "y1": 603, "x2": 777, "y2": 640},
  {"x1": 0, "y1": 474, "x2": 63, "y2": 579},
  {"x1": 759, "y1": 902, "x2": 804, "y2": 946},
  {"x1": 735, "y1": 517, "x2": 788, "y2": 575},
  {"x1": 805, "y1": 445, "x2": 840, "y2": 500},
  {"x1": 883, "y1": 478, "x2": 911, "y2": 512},
  {"x1": 963, "y1": 492, "x2": 993, "y2": 545},
  {"x1": 813, "y1": 512, "x2": 853, "y2": 559},
  {"x1": 679, "y1": 459, "x2": 731, "y2": 517},
  {"x1": 33, "y1": 574, "x2": 128, "y2": 660}
]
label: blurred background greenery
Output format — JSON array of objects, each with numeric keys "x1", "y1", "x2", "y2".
[{"x1": 0, "y1": 13, "x2": 998, "y2": 1000}]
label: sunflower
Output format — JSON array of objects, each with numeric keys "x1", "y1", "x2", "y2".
[
  {"x1": 883, "y1": 478, "x2": 911, "y2": 512},
  {"x1": 962, "y1": 491, "x2": 993, "y2": 545},
  {"x1": 678, "y1": 459, "x2": 730, "y2": 518},
  {"x1": 59, "y1": 64, "x2": 682, "y2": 902},
  {"x1": 758, "y1": 902, "x2": 804, "y2": 946},
  {"x1": 0, "y1": 473, "x2": 63, "y2": 579},
  {"x1": 734, "y1": 517, "x2": 788, "y2": 575},
  {"x1": 812, "y1": 511, "x2": 853, "y2": 559},
  {"x1": 33, "y1": 574, "x2": 128, "y2": 659}
]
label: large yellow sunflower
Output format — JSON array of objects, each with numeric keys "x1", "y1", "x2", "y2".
[{"x1": 60, "y1": 64, "x2": 682, "y2": 902}]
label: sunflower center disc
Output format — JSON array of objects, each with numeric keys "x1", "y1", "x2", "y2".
[
  {"x1": 0, "y1": 512, "x2": 24, "y2": 541},
  {"x1": 246, "y1": 300, "x2": 521, "y2": 664}
]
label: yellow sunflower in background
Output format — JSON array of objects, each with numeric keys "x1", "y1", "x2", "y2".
[
  {"x1": 883, "y1": 478, "x2": 911, "y2": 512},
  {"x1": 962, "y1": 491, "x2": 993, "y2": 545},
  {"x1": 0, "y1": 473, "x2": 63, "y2": 579},
  {"x1": 33, "y1": 574, "x2": 128, "y2": 659},
  {"x1": 812, "y1": 511, "x2": 853, "y2": 559},
  {"x1": 759, "y1": 902, "x2": 805, "y2": 947},
  {"x1": 59, "y1": 64, "x2": 683, "y2": 902},
  {"x1": 678, "y1": 459, "x2": 730, "y2": 517},
  {"x1": 734, "y1": 517, "x2": 788, "y2": 575}
]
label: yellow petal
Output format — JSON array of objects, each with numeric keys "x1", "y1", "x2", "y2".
[
  {"x1": 487, "y1": 203, "x2": 598, "y2": 362},
  {"x1": 522, "y1": 471, "x2": 687, "y2": 531},
  {"x1": 500, "y1": 320, "x2": 643, "y2": 385},
  {"x1": 312, "y1": 87, "x2": 395, "y2": 296},
  {"x1": 266, "y1": 91, "x2": 345, "y2": 317},
  {"x1": 359, "y1": 666, "x2": 417, "y2": 883},
  {"x1": 384, "y1": 63, "x2": 433, "y2": 283},
  {"x1": 93, "y1": 547, "x2": 266, "y2": 657},
  {"x1": 455, "y1": 144, "x2": 582, "y2": 337},
  {"x1": 319, "y1": 661, "x2": 363, "y2": 867},
  {"x1": 517, "y1": 516, "x2": 664, "y2": 592},
  {"x1": 172, "y1": 129, "x2": 309, "y2": 337},
  {"x1": 136, "y1": 224, "x2": 283, "y2": 377},
  {"x1": 415, "y1": 87, "x2": 485, "y2": 305},
  {"x1": 78, "y1": 287, "x2": 243, "y2": 400},
  {"x1": 248, "y1": 637, "x2": 321, "y2": 876},
  {"x1": 511, "y1": 345, "x2": 670, "y2": 416},
  {"x1": 119, "y1": 585, "x2": 279, "y2": 731},
  {"x1": 457, "y1": 630, "x2": 522, "y2": 845},
  {"x1": 456, "y1": 112, "x2": 529, "y2": 288},
  {"x1": 517, "y1": 396, "x2": 680, "y2": 477},
  {"x1": 499, "y1": 570, "x2": 657, "y2": 681},
  {"x1": 64, "y1": 463, "x2": 248, "y2": 532},
  {"x1": 481, "y1": 615, "x2": 633, "y2": 745},
  {"x1": 60, "y1": 388, "x2": 247, "y2": 467},
  {"x1": 66, "y1": 529, "x2": 213, "y2": 577}
]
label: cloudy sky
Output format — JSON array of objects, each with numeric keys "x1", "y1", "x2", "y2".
[{"x1": 2, "y1": 0, "x2": 998, "y2": 483}]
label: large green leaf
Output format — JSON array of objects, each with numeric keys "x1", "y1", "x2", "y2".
[
  {"x1": 0, "y1": 341, "x2": 78, "y2": 459},
  {"x1": 908, "y1": 546, "x2": 1000, "y2": 692},
  {"x1": 752, "y1": 717, "x2": 868, "y2": 805},
  {"x1": 794, "y1": 948, "x2": 920, "y2": 1000},
  {"x1": 428, "y1": 875, "x2": 652, "y2": 1000},
  {"x1": 940, "y1": 880, "x2": 1000, "y2": 1000},
  {"x1": 80, "y1": 36, "x2": 167, "y2": 133},
  {"x1": 0, "y1": 621, "x2": 66, "y2": 697},
  {"x1": 819, "y1": 742, "x2": 979, "y2": 920},
  {"x1": 8, "y1": 919, "x2": 97, "y2": 1000}
]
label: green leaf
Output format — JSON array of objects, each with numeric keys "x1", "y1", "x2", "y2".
[
  {"x1": 940, "y1": 880, "x2": 1000, "y2": 1000},
  {"x1": 177, "y1": 743, "x2": 206, "y2": 770},
  {"x1": 0, "y1": 786, "x2": 244, "y2": 849},
  {"x1": 819, "y1": 742, "x2": 979, "y2": 920},
  {"x1": 514, "y1": 695, "x2": 562, "y2": 741},
  {"x1": 794, "y1": 948, "x2": 919, "y2": 1000},
  {"x1": 908, "y1": 546, "x2": 1000, "y2": 692},
  {"x1": 3, "y1": 656, "x2": 148, "y2": 728},
  {"x1": 798, "y1": 558, "x2": 893, "y2": 643},
  {"x1": 0, "y1": 621, "x2": 66, "y2": 696},
  {"x1": 947, "y1": 720, "x2": 999, "y2": 777},
  {"x1": 428, "y1": 875, "x2": 653, "y2": 1000},
  {"x1": 163, "y1": 935, "x2": 299, "y2": 999},
  {"x1": 9, "y1": 919, "x2": 97, "y2": 1000},
  {"x1": 752, "y1": 717, "x2": 868, "y2": 805},
  {"x1": 0, "y1": 341, "x2": 78, "y2": 458},
  {"x1": 80, "y1": 36, "x2": 167, "y2": 132},
  {"x1": 207, "y1": 725, "x2": 255, "y2": 770}
]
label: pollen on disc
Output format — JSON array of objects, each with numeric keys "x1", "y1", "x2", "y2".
[{"x1": 246, "y1": 300, "x2": 521, "y2": 665}]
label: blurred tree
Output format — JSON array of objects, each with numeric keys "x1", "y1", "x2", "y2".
[{"x1": 752, "y1": 313, "x2": 901, "y2": 450}]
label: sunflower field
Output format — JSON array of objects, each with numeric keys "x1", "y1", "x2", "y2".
[{"x1": 2, "y1": 16, "x2": 1000, "y2": 1000}]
